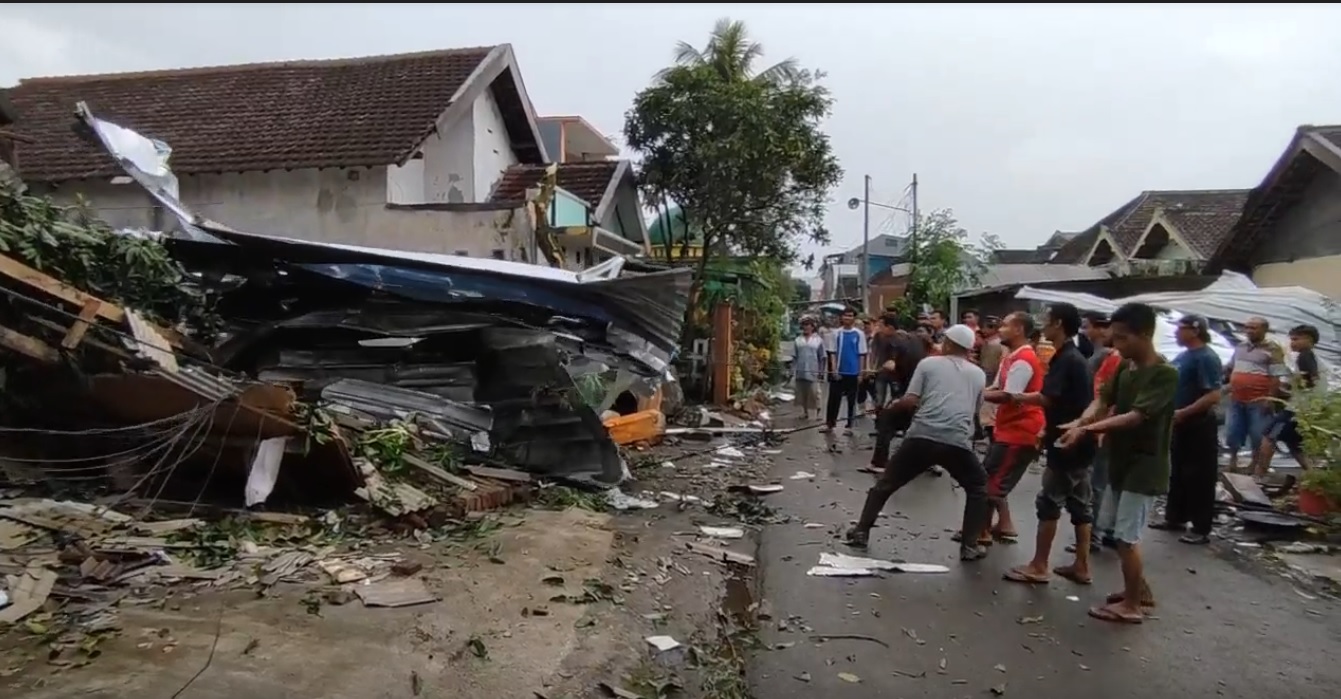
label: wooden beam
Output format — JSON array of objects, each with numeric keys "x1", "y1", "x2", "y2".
[
  {"x1": 60, "y1": 298, "x2": 102, "y2": 350},
  {"x1": 0, "y1": 255, "x2": 125, "y2": 324},
  {"x1": 0, "y1": 322, "x2": 59, "y2": 363}
]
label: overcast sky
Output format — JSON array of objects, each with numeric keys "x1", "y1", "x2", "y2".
[{"x1": 4, "y1": 3, "x2": 1340, "y2": 263}]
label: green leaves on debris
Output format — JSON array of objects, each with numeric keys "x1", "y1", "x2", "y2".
[{"x1": 0, "y1": 187, "x2": 219, "y2": 336}]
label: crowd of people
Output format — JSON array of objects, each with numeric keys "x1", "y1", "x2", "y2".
[{"x1": 793, "y1": 301, "x2": 1322, "y2": 625}]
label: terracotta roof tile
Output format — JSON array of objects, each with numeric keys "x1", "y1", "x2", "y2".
[
  {"x1": 3, "y1": 47, "x2": 503, "y2": 181},
  {"x1": 490, "y1": 161, "x2": 622, "y2": 206},
  {"x1": 1156, "y1": 193, "x2": 1250, "y2": 258},
  {"x1": 1106, "y1": 189, "x2": 1250, "y2": 256}
]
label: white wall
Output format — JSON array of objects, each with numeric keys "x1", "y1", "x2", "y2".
[
  {"x1": 472, "y1": 89, "x2": 519, "y2": 201},
  {"x1": 37, "y1": 167, "x2": 536, "y2": 259}
]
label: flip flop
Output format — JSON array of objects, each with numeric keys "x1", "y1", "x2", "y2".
[
  {"x1": 1052, "y1": 565, "x2": 1093, "y2": 585},
  {"x1": 951, "y1": 531, "x2": 994, "y2": 546},
  {"x1": 992, "y1": 530, "x2": 1020, "y2": 544},
  {"x1": 1088, "y1": 604, "x2": 1143, "y2": 624},
  {"x1": 857, "y1": 466, "x2": 883, "y2": 475},
  {"x1": 1002, "y1": 567, "x2": 1050, "y2": 584},
  {"x1": 1104, "y1": 591, "x2": 1156, "y2": 608}
]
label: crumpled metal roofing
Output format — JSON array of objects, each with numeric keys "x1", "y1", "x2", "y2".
[
  {"x1": 74, "y1": 104, "x2": 693, "y2": 372},
  {"x1": 1016, "y1": 272, "x2": 1341, "y2": 366}
]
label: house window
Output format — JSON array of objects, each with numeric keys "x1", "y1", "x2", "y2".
[{"x1": 490, "y1": 249, "x2": 506, "y2": 260}]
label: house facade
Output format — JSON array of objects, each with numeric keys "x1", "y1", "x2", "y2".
[
  {"x1": 3, "y1": 46, "x2": 559, "y2": 261},
  {"x1": 1049, "y1": 189, "x2": 1249, "y2": 277},
  {"x1": 1207, "y1": 125, "x2": 1341, "y2": 298}
]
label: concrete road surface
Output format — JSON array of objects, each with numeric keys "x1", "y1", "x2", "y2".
[{"x1": 751, "y1": 420, "x2": 1339, "y2": 699}]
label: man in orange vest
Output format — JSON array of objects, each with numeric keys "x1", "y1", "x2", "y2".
[{"x1": 955, "y1": 311, "x2": 1045, "y2": 546}]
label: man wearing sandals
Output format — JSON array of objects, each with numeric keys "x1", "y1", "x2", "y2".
[
  {"x1": 1057, "y1": 303, "x2": 1177, "y2": 624},
  {"x1": 1003, "y1": 303, "x2": 1096, "y2": 586},
  {"x1": 968, "y1": 312, "x2": 1045, "y2": 547}
]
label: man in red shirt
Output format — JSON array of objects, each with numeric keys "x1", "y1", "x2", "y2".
[{"x1": 955, "y1": 312, "x2": 1044, "y2": 545}]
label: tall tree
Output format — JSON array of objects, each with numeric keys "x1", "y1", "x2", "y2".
[
  {"x1": 894, "y1": 209, "x2": 998, "y2": 315},
  {"x1": 660, "y1": 17, "x2": 800, "y2": 85},
  {"x1": 627, "y1": 19, "x2": 842, "y2": 349}
]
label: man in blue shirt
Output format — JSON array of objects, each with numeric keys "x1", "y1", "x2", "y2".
[
  {"x1": 1149, "y1": 315, "x2": 1223, "y2": 544},
  {"x1": 822, "y1": 307, "x2": 868, "y2": 434}
]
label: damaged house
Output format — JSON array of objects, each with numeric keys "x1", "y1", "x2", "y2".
[
  {"x1": 4, "y1": 45, "x2": 566, "y2": 262},
  {"x1": 0, "y1": 104, "x2": 690, "y2": 518}
]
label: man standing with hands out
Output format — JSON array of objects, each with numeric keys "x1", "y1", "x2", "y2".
[
  {"x1": 1057, "y1": 303, "x2": 1177, "y2": 624},
  {"x1": 1003, "y1": 303, "x2": 1096, "y2": 585},
  {"x1": 1149, "y1": 315, "x2": 1223, "y2": 545},
  {"x1": 822, "y1": 307, "x2": 867, "y2": 435}
]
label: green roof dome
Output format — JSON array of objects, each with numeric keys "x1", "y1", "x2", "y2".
[{"x1": 646, "y1": 205, "x2": 704, "y2": 246}]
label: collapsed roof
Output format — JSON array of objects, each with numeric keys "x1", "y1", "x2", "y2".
[{"x1": 75, "y1": 103, "x2": 692, "y2": 485}]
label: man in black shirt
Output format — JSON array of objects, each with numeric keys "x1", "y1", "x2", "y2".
[
  {"x1": 1003, "y1": 303, "x2": 1097, "y2": 585},
  {"x1": 864, "y1": 324, "x2": 928, "y2": 474},
  {"x1": 1256, "y1": 324, "x2": 1321, "y2": 482}
]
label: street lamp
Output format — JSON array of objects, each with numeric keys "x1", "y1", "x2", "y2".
[{"x1": 846, "y1": 175, "x2": 919, "y2": 311}]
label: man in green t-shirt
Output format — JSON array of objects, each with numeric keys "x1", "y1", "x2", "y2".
[{"x1": 1058, "y1": 302, "x2": 1177, "y2": 625}]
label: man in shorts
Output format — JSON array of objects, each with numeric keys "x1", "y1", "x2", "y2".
[
  {"x1": 962, "y1": 312, "x2": 1044, "y2": 546},
  {"x1": 1058, "y1": 302, "x2": 1177, "y2": 624},
  {"x1": 845, "y1": 325, "x2": 990, "y2": 561},
  {"x1": 1225, "y1": 317, "x2": 1289, "y2": 473},
  {"x1": 1254, "y1": 324, "x2": 1321, "y2": 485},
  {"x1": 1003, "y1": 303, "x2": 1096, "y2": 585}
]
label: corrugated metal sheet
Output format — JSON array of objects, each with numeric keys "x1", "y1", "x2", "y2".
[
  {"x1": 1016, "y1": 272, "x2": 1341, "y2": 366},
  {"x1": 963, "y1": 264, "x2": 1109, "y2": 294}
]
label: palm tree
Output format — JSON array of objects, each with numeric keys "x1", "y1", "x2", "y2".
[{"x1": 658, "y1": 18, "x2": 800, "y2": 85}]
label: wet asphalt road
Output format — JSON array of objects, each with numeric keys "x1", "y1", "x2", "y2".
[{"x1": 749, "y1": 418, "x2": 1340, "y2": 699}]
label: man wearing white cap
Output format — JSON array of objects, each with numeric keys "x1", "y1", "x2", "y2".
[{"x1": 846, "y1": 324, "x2": 991, "y2": 561}]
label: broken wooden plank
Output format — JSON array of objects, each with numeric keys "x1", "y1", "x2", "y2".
[
  {"x1": 402, "y1": 453, "x2": 478, "y2": 491},
  {"x1": 353, "y1": 577, "x2": 438, "y2": 608},
  {"x1": 60, "y1": 297, "x2": 102, "y2": 350},
  {"x1": 0, "y1": 322, "x2": 60, "y2": 363},
  {"x1": 1221, "y1": 472, "x2": 1274, "y2": 508},
  {"x1": 464, "y1": 465, "x2": 532, "y2": 483}
]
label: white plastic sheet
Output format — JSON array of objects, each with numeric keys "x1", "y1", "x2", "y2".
[{"x1": 245, "y1": 437, "x2": 289, "y2": 507}]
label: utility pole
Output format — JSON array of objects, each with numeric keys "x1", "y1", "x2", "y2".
[
  {"x1": 860, "y1": 174, "x2": 871, "y2": 311},
  {"x1": 908, "y1": 173, "x2": 920, "y2": 311}
]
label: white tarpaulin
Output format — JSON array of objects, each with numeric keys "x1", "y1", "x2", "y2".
[{"x1": 1016, "y1": 273, "x2": 1341, "y2": 367}]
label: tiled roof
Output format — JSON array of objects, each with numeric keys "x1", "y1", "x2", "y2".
[
  {"x1": 1106, "y1": 189, "x2": 1249, "y2": 256},
  {"x1": 1157, "y1": 193, "x2": 1250, "y2": 258},
  {"x1": 3, "y1": 47, "x2": 515, "y2": 181},
  {"x1": 1050, "y1": 190, "x2": 1248, "y2": 264},
  {"x1": 1209, "y1": 125, "x2": 1341, "y2": 271},
  {"x1": 490, "y1": 161, "x2": 622, "y2": 206},
  {"x1": 969, "y1": 263, "x2": 1109, "y2": 291}
]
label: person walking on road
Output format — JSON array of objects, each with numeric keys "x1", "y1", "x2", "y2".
[
  {"x1": 822, "y1": 307, "x2": 867, "y2": 435},
  {"x1": 1149, "y1": 315, "x2": 1223, "y2": 545},
  {"x1": 1003, "y1": 303, "x2": 1096, "y2": 585},
  {"x1": 962, "y1": 312, "x2": 1045, "y2": 547},
  {"x1": 1225, "y1": 317, "x2": 1289, "y2": 473},
  {"x1": 1057, "y1": 303, "x2": 1177, "y2": 624},
  {"x1": 792, "y1": 317, "x2": 826, "y2": 421},
  {"x1": 845, "y1": 324, "x2": 990, "y2": 561}
]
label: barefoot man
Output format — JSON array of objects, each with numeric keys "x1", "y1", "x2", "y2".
[
  {"x1": 1003, "y1": 303, "x2": 1096, "y2": 586},
  {"x1": 845, "y1": 324, "x2": 990, "y2": 561},
  {"x1": 1057, "y1": 302, "x2": 1177, "y2": 624}
]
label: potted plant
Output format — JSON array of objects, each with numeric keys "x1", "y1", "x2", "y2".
[{"x1": 1298, "y1": 468, "x2": 1341, "y2": 516}]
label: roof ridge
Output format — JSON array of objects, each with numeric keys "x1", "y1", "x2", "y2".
[
  {"x1": 18, "y1": 45, "x2": 502, "y2": 84},
  {"x1": 1138, "y1": 187, "x2": 1252, "y2": 196}
]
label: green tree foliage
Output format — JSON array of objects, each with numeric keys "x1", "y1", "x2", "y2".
[
  {"x1": 891, "y1": 209, "x2": 998, "y2": 316},
  {"x1": 625, "y1": 18, "x2": 843, "y2": 347}
]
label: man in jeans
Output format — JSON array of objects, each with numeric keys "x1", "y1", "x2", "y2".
[
  {"x1": 1225, "y1": 317, "x2": 1289, "y2": 473},
  {"x1": 1150, "y1": 315, "x2": 1223, "y2": 545},
  {"x1": 822, "y1": 307, "x2": 867, "y2": 434},
  {"x1": 845, "y1": 325, "x2": 990, "y2": 561},
  {"x1": 1059, "y1": 303, "x2": 1177, "y2": 624}
]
